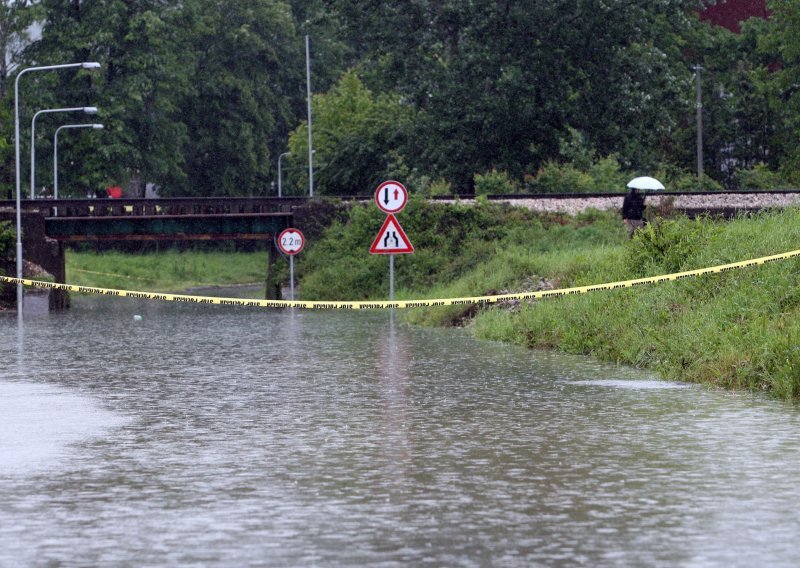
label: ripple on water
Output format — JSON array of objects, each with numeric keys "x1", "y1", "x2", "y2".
[{"x1": 567, "y1": 379, "x2": 691, "y2": 390}]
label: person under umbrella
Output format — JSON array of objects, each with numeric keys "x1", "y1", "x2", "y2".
[{"x1": 622, "y1": 177, "x2": 664, "y2": 238}]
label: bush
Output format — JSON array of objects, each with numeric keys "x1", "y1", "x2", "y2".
[
  {"x1": 473, "y1": 169, "x2": 520, "y2": 196},
  {"x1": 734, "y1": 163, "x2": 789, "y2": 190},
  {"x1": 624, "y1": 216, "x2": 721, "y2": 275},
  {"x1": 526, "y1": 155, "x2": 629, "y2": 193},
  {"x1": 527, "y1": 161, "x2": 594, "y2": 193},
  {"x1": 589, "y1": 155, "x2": 628, "y2": 192},
  {"x1": 669, "y1": 172, "x2": 724, "y2": 192},
  {"x1": 424, "y1": 178, "x2": 452, "y2": 197},
  {"x1": 0, "y1": 221, "x2": 15, "y2": 260}
]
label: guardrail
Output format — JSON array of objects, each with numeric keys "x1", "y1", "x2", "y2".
[{"x1": 1, "y1": 196, "x2": 309, "y2": 218}]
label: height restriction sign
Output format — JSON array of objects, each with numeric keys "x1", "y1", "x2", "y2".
[
  {"x1": 277, "y1": 228, "x2": 305, "y2": 255},
  {"x1": 374, "y1": 180, "x2": 408, "y2": 214}
]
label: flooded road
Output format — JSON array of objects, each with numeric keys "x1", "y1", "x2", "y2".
[{"x1": 2, "y1": 294, "x2": 800, "y2": 566}]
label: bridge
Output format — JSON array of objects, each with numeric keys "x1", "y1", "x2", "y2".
[{"x1": 0, "y1": 197, "x2": 309, "y2": 309}]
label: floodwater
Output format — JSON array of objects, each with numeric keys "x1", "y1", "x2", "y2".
[{"x1": 2, "y1": 292, "x2": 800, "y2": 567}]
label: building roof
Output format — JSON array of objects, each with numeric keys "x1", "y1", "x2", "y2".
[{"x1": 699, "y1": 0, "x2": 769, "y2": 33}]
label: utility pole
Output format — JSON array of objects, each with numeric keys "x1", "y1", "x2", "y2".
[
  {"x1": 695, "y1": 64, "x2": 703, "y2": 189},
  {"x1": 306, "y1": 34, "x2": 314, "y2": 198}
]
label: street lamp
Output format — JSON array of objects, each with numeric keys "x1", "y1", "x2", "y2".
[
  {"x1": 54, "y1": 123, "x2": 104, "y2": 199},
  {"x1": 13, "y1": 61, "x2": 101, "y2": 315},
  {"x1": 32, "y1": 106, "x2": 98, "y2": 198},
  {"x1": 278, "y1": 152, "x2": 290, "y2": 197}
]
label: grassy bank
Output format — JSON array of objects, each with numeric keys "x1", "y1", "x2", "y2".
[
  {"x1": 66, "y1": 249, "x2": 275, "y2": 292},
  {"x1": 471, "y1": 209, "x2": 800, "y2": 399}
]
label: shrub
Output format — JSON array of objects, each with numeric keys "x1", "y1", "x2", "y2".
[
  {"x1": 624, "y1": 216, "x2": 721, "y2": 275},
  {"x1": 0, "y1": 221, "x2": 15, "y2": 260},
  {"x1": 473, "y1": 169, "x2": 520, "y2": 196},
  {"x1": 426, "y1": 178, "x2": 452, "y2": 196},
  {"x1": 669, "y1": 172, "x2": 724, "y2": 192},
  {"x1": 588, "y1": 155, "x2": 628, "y2": 192},
  {"x1": 527, "y1": 161, "x2": 594, "y2": 193},
  {"x1": 734, "y1": 163, "x2": 789, "y2": 190}
]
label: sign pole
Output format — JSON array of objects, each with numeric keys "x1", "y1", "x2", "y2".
[
  {"x1": 389, "y1": 254, "x2": 394, "y2": 302},
  {"x1": 290, "y1": 255, "x2": 295, "y2": 301}
]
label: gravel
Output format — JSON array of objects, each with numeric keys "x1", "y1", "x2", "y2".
[{"x1": 444, "y1": 193, "x2": 800, "y2": 216}]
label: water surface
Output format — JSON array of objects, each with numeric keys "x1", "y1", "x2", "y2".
[{"x1": 2, "y1": 293, "x2": 800, "y2": 566}]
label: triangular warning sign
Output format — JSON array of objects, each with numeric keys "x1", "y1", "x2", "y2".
[{"x1": 369, "y1": 214, "x2": 414, "y2": 254}]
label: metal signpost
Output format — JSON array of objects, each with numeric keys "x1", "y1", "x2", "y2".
[
  {"x1": 277, "y1": 228, "x2": 305, "y2": 301},
  {"x1": 370, "y1": 181, "x2": 413, "y2": 303}
]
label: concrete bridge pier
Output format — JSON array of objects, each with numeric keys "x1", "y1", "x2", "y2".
[{"x1": 0, "y1": 210, "x2": 69, "y2": 310}]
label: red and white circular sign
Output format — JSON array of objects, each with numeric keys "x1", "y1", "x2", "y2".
[
  {"x1": 277, "y1": 228, "x2": 305, "y2": 255},
  {"x1": 374, "y1": 180, "x2": 408, "y2": 214}
]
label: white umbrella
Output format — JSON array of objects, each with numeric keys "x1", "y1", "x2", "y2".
[{"x1": 627, "y1": 176, "x2": 665, "y2": 190}]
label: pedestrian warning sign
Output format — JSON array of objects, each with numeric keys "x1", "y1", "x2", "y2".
[{"x1": 369, "y1": 214, "x2": 414, "y2": 254}]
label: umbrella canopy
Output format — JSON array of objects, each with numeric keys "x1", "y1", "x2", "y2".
[
  {"x1": 627, "y1": 176, "x2": 665, "y2": 191},
  {"x1": 106, "y1": 185, "x2": 123, "y2": 198}
]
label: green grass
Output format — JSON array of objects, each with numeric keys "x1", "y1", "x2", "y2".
[
  {"x1": 66, "y1": 249, "x2": 274, "y2": 293},
  {"x1": 472, "y1": 209, "x2": 800, "y2": 399}
]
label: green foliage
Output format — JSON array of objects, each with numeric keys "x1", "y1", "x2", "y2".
[
  {"x1": 298, "y1": 199, "x2": 625, "y2": 303},
  {"x1": 668, "y1": 172, "x2": 725, "y2": 192},
  {"x1": 526, "y1": 155, "x2": 629, "y2": 193},
  {"x1": 67, "y1": 249, "x2": 273, "y2": 291},
  {"x1": 13, "y1": 0, "x2": 325, "y2": 197},
  {"x1": 734, "y1": 163, "x2": 790, "y2": 189},
  {"x1": 753, "y1": 1, "x2": 800, "y2": 183},
  {"x1": 2, "y1": 1, "x2": 796, "y2": 197},
  {"x1": 179, "y1": 0, "x2": 301, "y2": 196},
  {"x1": 472, "y1": 208, "x2": 800, "y2": 399},
  {"x1": 0, "y1": 221, "x2": 15, "y2": 259},
  {"x1": 589, "y1": 156, "x2": 629, "y2": 192},
  {"x1": 624, "y1": 217, "x2": 722, "y2": 275},
  {"x1": 287, "y1": 70, "x2": 413, "y2": 195},
  {"x1": 473, "y1": 169, "x2": 519, "y2": 196},
  {"x1": 527, "y1": 161, "x2": 595, "y2": 193},
  {"x1": 425, "y1": 179, "x2": 452, "y2": 197}
]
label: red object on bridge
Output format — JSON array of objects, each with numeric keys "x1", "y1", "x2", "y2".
[{"x1": 106, "y1": 186, "x2": 123, "y2": 198}]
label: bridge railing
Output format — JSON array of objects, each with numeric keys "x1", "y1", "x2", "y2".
[{"x1": 6, "y1": 196, "x2": 309, "y2": 218}]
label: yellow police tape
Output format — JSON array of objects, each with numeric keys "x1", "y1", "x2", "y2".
[{"x1": 2, "y1": 248, "x2": 800, "y2": 310}]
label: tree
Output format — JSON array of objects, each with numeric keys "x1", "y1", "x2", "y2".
[
  {"x1": 287, "y1": 69, "x2": 413, "y2": 195},
  {"x1": 0, "y1": 1, "x2": 42, "y2": 193},
  {"x1": 325, "y1": 0, "x2": 716, "y2": 190},
  {"x1": 179, "y1": 0, "x2": 302, "y2": 196},
  {"x1": 21, "y1": 0, "x2": 192, "y2": 195},
  {"x1": 754, "y1": 0, "x2": 800, "y2": 182}
]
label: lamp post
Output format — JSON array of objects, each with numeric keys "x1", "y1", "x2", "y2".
[
  {"x1": 32, "y1": 106, "x2": 98, "y2": 199},
  {"x1": 54, "y1": 123, "x2": 104, "y2": 199},
  {"x1": 13, "y1": 61, "x2": 101, "y2": 315},
  {"x1": 278, "y1": 152, "x2": 290, "y2": 197}
]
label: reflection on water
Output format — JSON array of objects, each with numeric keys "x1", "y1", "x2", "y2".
[
  {"x1": 1, "y1": 293, "x2": 800, "y2": 566},
  {"x1": 0, "y1": 381, "x2": 128, "y2": 474}
]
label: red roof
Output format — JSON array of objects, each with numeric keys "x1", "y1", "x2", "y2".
[{"x1": 699, "y1": 0, "x2": 769, "y2": 33}]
